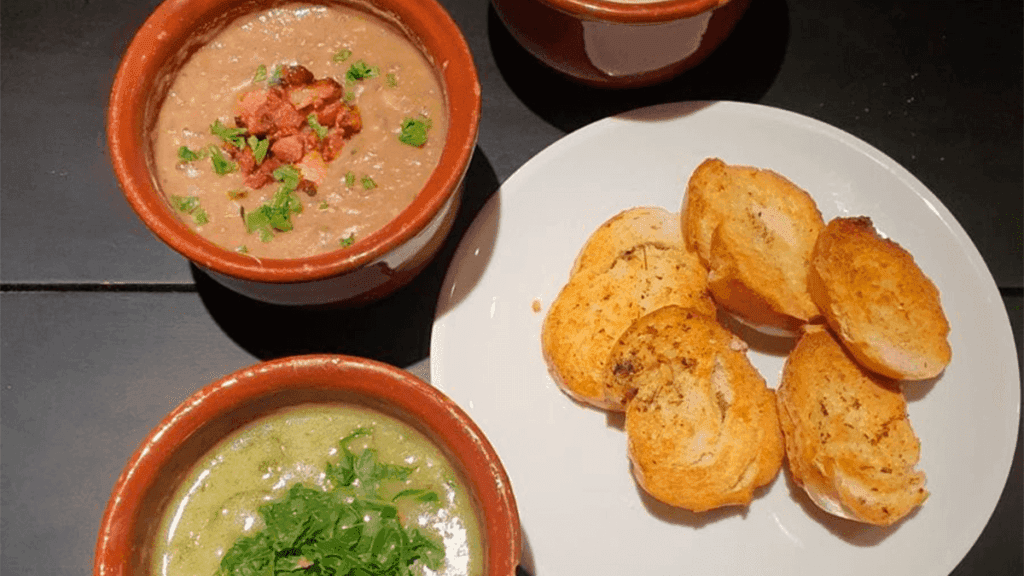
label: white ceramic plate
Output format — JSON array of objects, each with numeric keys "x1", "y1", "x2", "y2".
[{"x1": 430, "y1": 101, "x2": 1020, "y2": 576}]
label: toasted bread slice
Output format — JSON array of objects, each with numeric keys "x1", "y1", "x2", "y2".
[
  {"x1": 809, "y1": 216, "x2": 951, "y2": 380},
  {"x1": 542, "y1": 208, "x2": 714, "y2": 410},
  {"x1": 608, "y1": 305, "x2": 784, "y2": 512},
  {"x1": 777, "y1": 325, "x2": 928, "y2": 525},
  {"x1": 681, "y1": 158, "x2": 825, "y2": 333},
  {"x1": 568, "y1": 206, "x2": 685, "y2": 277}
]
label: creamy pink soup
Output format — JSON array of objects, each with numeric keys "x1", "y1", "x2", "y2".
[{"x1": 153, "y1": 3, "x2": 447, "y2": 259}]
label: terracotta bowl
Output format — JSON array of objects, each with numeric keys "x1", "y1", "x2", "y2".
[
  {"x1": 492, "y1": 0, "x2": 750, "y2": 88},
  {"x1": 108, "y1": 0, "x2": 480, "y2": 306},
  {"x1": 94, "y1": 354, "x2": 521, "y2": 576}
]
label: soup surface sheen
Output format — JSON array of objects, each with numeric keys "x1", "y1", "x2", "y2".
[
  {"x1": 151, "y1": 404, "x2": 482, "y2": 576},
  {"x1": 153, "y1": 3, "x2": 447, "y2": 259}
]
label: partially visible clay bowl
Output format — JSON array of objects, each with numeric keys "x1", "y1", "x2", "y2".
[
  {"x1": 492, "y1": 0, "x2": 749, "y2": 88},
  {"x1": 94, "y1": 354, "x2": 521, "y2": 576},
  {"x1": 108, "y1": 0, "x2": 480, "y2": 306}
]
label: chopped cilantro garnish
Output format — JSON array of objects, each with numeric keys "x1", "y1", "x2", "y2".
[
  {"x1": 318, "y1": 201, "x2": 330, "y2": 210},
  {"x1": 345, "y1": 171, "x2": 356, "y2": 187},
  {"x1": 385, "y1": 73, "x2": 398, "y2": 88},
  {"x1": 392, "y1": 488, "x2": 439, "y2": 503},
  {"x1": 244, "y1": 165, "x2": 304, "y2": 240},
  {"x1": 247, "y1": 135, "x2": 269, "y2": 164},
  {"x1": 307, "y1": 113, "x2": 329, "y2": 140},
  {"x1": 345, "y1": 60, "x2": 379, "y2": 83},
  {"x1": 217, "y1": 427, "x2": 445, "y2": 576},
  {"x1": 236, "y1": 245, "x2": 248, "y2": 255},
  {"x1": 170, "y1": 195, "x2": 200, "y2": 213},
  {"x1": 177, "y1": 146, "x2": 205, "y2": 163},
  {"x1": 361, "y1": 175, "x2": 377, "y2": 190},
  {"x1": 208, "y1": 145, "x2": 237, "y2": 175},
  {"x1": 332, "y1": 48, "x2": 352, "y2": 62},
  {"x1": 343, "y1": 89, "x2": 356, "y2": 104},
  {"x1": 339, "y1": 234, "x2": 355, "y2": 248},
  {"x1": 170, "y1": 195, "x2": 208, "y2": 226},
  {"x1": 210, "y1": 119, "x2": 247, "y2": 149},
  {"x1": 269, "y1": 64, "x2": 283, "y2": 85},
  {"x1": 272, "y1": 164, "x2": 302, "y2": 190},
  {"x1": 398, "y1": 117, "x2": 431, "y2": 147},
  {"x1": 252, "y1": 64, "x2": 267, "y2": 83}
]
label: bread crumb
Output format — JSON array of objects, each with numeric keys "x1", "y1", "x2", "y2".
[{"x1": 532, "y1": 298, "x2": 542, "y2": 313}]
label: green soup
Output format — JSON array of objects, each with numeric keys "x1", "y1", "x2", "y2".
[{"x1": 151, "y1": 404, "x2": 483, "y2": 576}]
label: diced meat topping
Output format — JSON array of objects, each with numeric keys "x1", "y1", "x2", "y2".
[
  {"x1": 229, "y1": 64, "x2": 361, "y2": 191},
  {"x1": 243, "y1": 157, "x2": 283, "y2": 190},
  {"x1": 278, "y1": 64, "x2": 314, "y2": 88},
  {"x1": 296, "y1": 179, "x2": 318, "y2": 197},
  {"x1": 270, "y1": 134, "x2": 306, "y2": 163}
]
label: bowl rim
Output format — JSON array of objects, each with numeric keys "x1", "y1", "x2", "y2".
[
  {"x1": 93, "y1": 354, "x2": 522, "y2": 576},
  {"x1": 107, "y1": 0, "x2": 480, "y2": 284},
  {"x1": 537, "y1": 0, "x2": 728, "y2": 23}
]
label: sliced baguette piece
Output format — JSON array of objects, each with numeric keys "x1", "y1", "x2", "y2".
[
  {"x1": 542, "y1": 208, "x2": 715, "y2": 410},
  {"x1": 608, "y1": 305, "x2": 784, "y2": 512},
  {"x1": 568, "y1": 205, "x2": 686, "y2": 277},
  {"x1": 809, "y1": 216, "x2": 951, "y2": 380},
  {"x1": 777, "y1": 325, "x2": 928, "y2": 526},
  {"x1": 681, "y1": 158, "x2": 825, "y2": 333}
]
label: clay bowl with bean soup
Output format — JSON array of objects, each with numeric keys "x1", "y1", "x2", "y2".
[
  {"x1": 94, "y1": 355, "x2": 521, "y2": 576},
  {"x1": 492, "y1": 0, "x2": 750, "y2": 88},
  {"x1": 108, "y1": 0, "x2": 479, "y2": 305}
]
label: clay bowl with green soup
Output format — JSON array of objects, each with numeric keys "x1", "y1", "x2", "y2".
[
  {"x1": 108, "y1": 0, "x2": 479, "y2": 306},
  {"x1": 94, "y1": 355, "x2": 521, "y2": 576}
]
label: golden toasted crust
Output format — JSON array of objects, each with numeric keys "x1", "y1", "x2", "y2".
[
  {"x1": 809, "y1": 216, "x2": 951, "y2": 380},
  {"x1": 681, "y1": 158, "x2": 825, "y2": 332},
  {"x1": 568, "y1": 206, "x2": 686, "y2": 277},
  {"x1": 608, "y1": 306, "x2": 784, "y2": 512},
  {"x1": 777, "y1": 326, "x2": 928, "y2": 525},
  {"x1": 541, "y1": 208, "x2": 715, "y2": 410}
]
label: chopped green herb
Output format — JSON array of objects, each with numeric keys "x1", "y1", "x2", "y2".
[
  {"x1": 244, "y1": 165, "x2": 305, "y2": 240},
  {"x1": 272, "y1": 164, "x2": 302, "y2": 190},
  {"x1": 208, "y1": 145, "x2": 237, "y2": 175},
  {"x1": 345, "y1": 171, "x2": 356, "y2": 187},
  {"x1": 385, "y1": 73, "x2": 398, "y2": 88},
  {"x1": 332, "y1": 48, "x2": 352, "y2": 62},
  {"x1": 210, "y1": 119, "x2": 247, "y2": 148},
  {"x1": 392, "y1": 488, "x2": 440, "y2": 503},
  {"x1": 218, "y1": 427, "x2": 444, "y2": 576},
  {"x1": 252, "y1": 64, "x2": 267, "y2": 83},
  {"x1": 343, "y1": 89, "x2": 356, "y2": 104},
  {"x1": 269, "y1": 64, "x2": 283, "y2": 85},
  {"x1": 236, "y1": 245, "x2": 249, "y2": 255},
  {"x1": 318, "y1": 201, "x2": 330, "y2": 210},
  {"x1": 177, "y1": 146, "x2": 205, "y2": 163},
  {"x1": 170, "y1": 195, "x2": 209, "y2": 226},
  {"x1": 339, "y1": 234, "x2": 355, "y2": 248},
  {"x1": 170, "y1": 195, "x2": 200, "y2": 213},
  {"x1": 361, "y1": 175, "x2": 377, "y2": 190},
  {"x1": 345, "y1": 60, "x2": 379, "y2": 83},
  {"x1": 398, "y1": 117, "x2": 431, "y2": 147},
  {"x1": 307, "y1": 113, "x2": 329, "y2": 140},
  {"x1": 247, "y1": 135, "x2": 269, "y2": 165}
]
